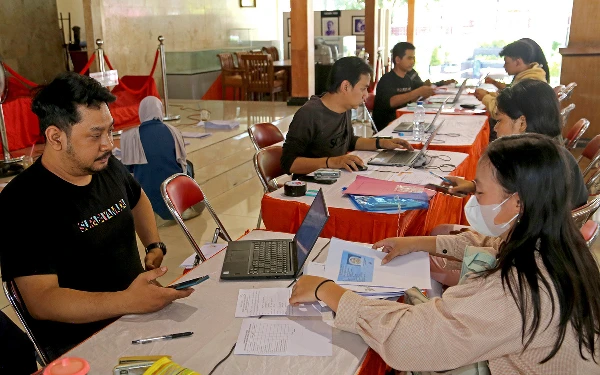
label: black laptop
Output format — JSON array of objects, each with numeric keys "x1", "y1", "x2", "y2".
[{"x1": 220, "y1": 189, "x2": 330, "y2": 280}]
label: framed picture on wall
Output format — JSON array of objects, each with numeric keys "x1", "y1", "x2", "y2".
[
  {"x1": 287, "y1": 18, "x2": 291, "y2": 37},
  {"x1": 321, "y1": 17, "x2": 339, "y2": 36},
  {"x1": 352, "y1": 16, "x2": 366, "y2": 35},
  {"x1": 239, "y1": 0, "x2": 256, "y2": 7},
  {"x1": 287, "y1": 42, "x2": 291, "y2": 59}
]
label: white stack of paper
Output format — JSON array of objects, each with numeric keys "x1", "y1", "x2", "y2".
[
  {"x1": 235, "y1": 288, "x2": 322, "y2": 317},
  {"x1": 323, "y1": 237, "x2": 431, "y2": 290},
  {"x1": 181, "y1": 132, "x2": 212, "y2": 139},
  {"x1": 201, "y1": 120, "x2": 240, "y2": 129}
]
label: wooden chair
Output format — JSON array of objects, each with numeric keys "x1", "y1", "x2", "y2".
[
  {"x1": 262, "y1": 46, "x2": 280, "y2": 61},
  {"x1": 248, "y1": 122, "x2": 284, "y2": 151},
  {"x1": 240, "y1": 54, "x2": 287, "y2": 101},
  {"x1": 161, "y1": 173, "x2": 231, "y2": 263},
  {"x1": 564, "y1": 118, "x2": 590, "y2": 150},
  {"x1": 560, "y1": 103, "x2": 576, "y2": 129},
  {"x1": 217, "y1": 53, "x2": 243, "y2": 100}
]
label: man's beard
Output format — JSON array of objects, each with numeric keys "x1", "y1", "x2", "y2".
[{"x1": 66, "y1": 141, "x2": 111, "y2": 174}]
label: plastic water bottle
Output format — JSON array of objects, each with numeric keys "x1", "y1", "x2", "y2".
[{"x1": 413, "y1": 101, "x2": 426, "y2": 141}]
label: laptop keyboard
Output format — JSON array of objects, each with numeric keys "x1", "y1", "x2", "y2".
[{"x1": 249, "y1": 240, "x2": 290, "y2": 275}]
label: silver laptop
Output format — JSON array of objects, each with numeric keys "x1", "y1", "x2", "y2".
[
  {"x1": 220, "y1": 189, "x2": 329, "y2": 280},
  {"x1": 368, "y1": 121, "x2": 444, "y2": 167},
  {"x1": 428, "y1": 79, "x2": 467, "y2": 104},
  {"x1": 392, "y1": 100, "x2": 446, "y2": 133}
]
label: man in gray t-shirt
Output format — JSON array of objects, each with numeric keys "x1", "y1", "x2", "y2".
[{"x1": 281, "y1": 57, "x2": 412, "y2": 175}]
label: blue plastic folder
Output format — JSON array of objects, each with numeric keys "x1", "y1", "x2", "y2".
[{"x1": 348, "y1": 192, "x2": 430, "y2": 212}]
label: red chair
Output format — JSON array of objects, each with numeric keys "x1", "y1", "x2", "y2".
[
  {"x1": 3, "y1": 280, "x2": 51, "y2": 365},
  {"x1": 253, "y1": 146, "x2": 286, "y2": 227},
  {"x1": 161, "y1": 173, "x2": 231, "y2": 263},
  {"x1": 572, "y1": 195, "x2": 600, "y2": 228},
  {"x1": 560, "y1": 103, "x2": 576, "y2": 129},
  {"x1": 248, "y1": 122, "x2": 284, "y2": 151},
  {"x1": 563, "y1": 82, "x2": 577, "y2": 100},
  {"x1": 564, "y1": 118, "x2": 590, "y2": 150},
  {"x1": 576, "y1": 134, "x2": 600, "y2": 178},
  {"x1": 580, "y1": 220, "x2": 600, "y2": 247},
  {"x1": 365, "y1": 92, "x2": 375, "y2": 112}
]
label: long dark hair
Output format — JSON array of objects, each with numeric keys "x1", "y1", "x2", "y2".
[
  {"x1": 485, "y1": 133, "x2": 600, "y2": 363},
  {"x1": 519, "y1": 38, "x2": 550, "y2": 83},
  {"x1": 496, "y1": 79, "x2": 561, "y2": 138}
]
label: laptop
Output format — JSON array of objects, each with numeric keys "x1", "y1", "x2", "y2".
[
  {"x1": 220, "y1": 189, "x2": 330, "y2": 280},
  {"x1": 427, "y1": 79, "x2": 467, "y2": 104},
  {"x1": 368, "y1": 121, "x2": 444, "y2": 167},
  {"x1": 392, "y1": 100, "x2": 445, "y2": 133}
]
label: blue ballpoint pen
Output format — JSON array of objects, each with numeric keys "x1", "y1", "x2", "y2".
[{"x1": 429, "y1": 171, "x2": 455, "y2": 186}]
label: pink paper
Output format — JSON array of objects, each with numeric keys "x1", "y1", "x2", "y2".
[{"x1": 344, "y1": 175, "x2": 436, "y2": 198}]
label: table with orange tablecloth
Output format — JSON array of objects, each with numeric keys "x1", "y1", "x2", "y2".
[
  {"x1": 262, "y1": 150, "x2": 469, "y2": 243},
  {"x1": 377, "y1": 113, "x2": 490, "y2": 181}
]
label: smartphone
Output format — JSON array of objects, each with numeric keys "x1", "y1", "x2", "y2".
[
  {"x1": 425, "y1": 183, "x2": 466, "y2": 198},
  {"x1": 168, "y1": 275, "x2": 209, "y2": 290}
]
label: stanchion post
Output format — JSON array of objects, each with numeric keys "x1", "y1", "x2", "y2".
[
  {"x1": 95, "y1": 39, "x2": 105, "y2": 73},
  {"x1": 158, "y1": 36, "x2": 180, "y2": 121}
]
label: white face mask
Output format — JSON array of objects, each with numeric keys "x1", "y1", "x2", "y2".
[{"x1": 464, "y1": 194, "x2": 518, "y2": 237}]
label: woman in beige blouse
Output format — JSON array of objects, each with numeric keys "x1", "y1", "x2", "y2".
[{"x1": 290, "y1": 134, "x2": 600, "y2": 374}]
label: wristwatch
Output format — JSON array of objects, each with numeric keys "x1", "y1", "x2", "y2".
[
  {"x1": 145, "y1": 242, "x2": 167, "y2": 256},
  {"x1": 375, "y1": 137, "x2": 382, "y2": 149}
]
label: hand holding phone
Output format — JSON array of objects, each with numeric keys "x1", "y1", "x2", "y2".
[
  {"x1": 425, "y1": 184, "x2": 466, "y2": 198},
  {"x1": 168, "y1": 275, "x2": 209, "y2": 290}
]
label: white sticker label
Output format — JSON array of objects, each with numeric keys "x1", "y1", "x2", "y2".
[{"x1": 90, "y1": 70, "x2": 119, "y2": 87}]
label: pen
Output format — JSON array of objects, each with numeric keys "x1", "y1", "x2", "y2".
[
  {"x1": 429, "y1": 171, "x2": 454, "y2": 185},
  {"x1": 132, "y1": 331, "x2": 194, "y2": 345}
]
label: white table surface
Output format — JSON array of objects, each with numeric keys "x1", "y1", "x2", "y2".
[
  {"x1": 66, "y1": 231, "x2": 370, "y2": 375},
  {"x1": 377, "y1": 114, "x2": 488, "y2": 147},
  {"x1": 266, "y1": 150, "x2": 468, "y2": 209}
]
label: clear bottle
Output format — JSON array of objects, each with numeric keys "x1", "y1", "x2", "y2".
[{"x1": 413, "y1": 101, "x2": 426, "y2": 141}]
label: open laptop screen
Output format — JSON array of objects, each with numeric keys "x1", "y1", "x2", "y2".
[{"x1": 293, "y1": 189, "x2": 330, "y2": 272}]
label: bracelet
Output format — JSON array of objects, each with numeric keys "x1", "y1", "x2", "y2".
[
  {"x1": 145, "y1": 241, "x2": 167, "y2": 256},
  {"x1": 375, "y1": 137, "x2": 382, "y2": 150},
  {"x1": 470, "y1": 179, "x2": 477, "y2": 191},
  {"x1": 315, "y1": 279, "x2": 334, "y2": 301},
  {"x1": 326, "y1": 157, "x2": 330, "y2": 168}
]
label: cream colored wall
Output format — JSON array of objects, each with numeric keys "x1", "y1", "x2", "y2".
[
  {"x1": 57, "y1": 0, "x2": 86, "y2": 45},
  {"x1": 0, "y1": 0, "x2": 64, "y2": 83},
  {"x1": 85, "y1": 0, "x2": 280, "y2": 80}
]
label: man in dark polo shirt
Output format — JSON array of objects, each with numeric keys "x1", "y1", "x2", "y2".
[
  {"x1": 281, "y1": 57, "x2": 413, "y2": 175},
  {"x1": 373, "y1": 42, "x2": 456, "y2": 131}
]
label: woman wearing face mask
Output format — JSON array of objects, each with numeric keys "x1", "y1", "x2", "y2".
[
  {"x1": 290, "y1": 134, "x2": 600, "y2": 374},
  {"x1": 447, "y1": 79, "x2": 588, "y2": 209}
]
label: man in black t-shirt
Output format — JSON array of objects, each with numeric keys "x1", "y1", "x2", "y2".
[
  {"x1": 373, "y1": 42, "x2": 456, "y2": 131},
  {"x1": 281, "y1": 57, "x2": 413, "y2": 175},
  {"x1": 0, "y1": 73, "x2": 193, "y2": 361}
]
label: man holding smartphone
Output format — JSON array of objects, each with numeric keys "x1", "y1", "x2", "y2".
[{"x1": 0, "y1": 73, "x2": 193, "y2": 361}]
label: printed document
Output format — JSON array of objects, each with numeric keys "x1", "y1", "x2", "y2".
[
  {"x1": 234, "y1": 318, "x2": 332, "y2": 356},
  {"x1": 235, "y1": 288, "x2": 321, "y2": 317},
  {"x1": 324, "y1": 237, "x2": 431, "y2": 289}
]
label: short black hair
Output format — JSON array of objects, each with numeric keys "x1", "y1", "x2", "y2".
[
  {"x1": 496, "y1": 79, "x2": 560, "y2": 137},
  {"x1": 500, "y1": 40, "x2": 534, "y2": 64},
  {"x1": 326, "y1": 56, "x2": 373, "y2": 93},
  {"x1": 31, "y1": 72, "x2": 116, "y2": 136},
  {"x1": 392, "y1": 42, "x2": 415, "y2": 63}
]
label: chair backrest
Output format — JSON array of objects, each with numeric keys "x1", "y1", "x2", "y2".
[
  {"x1": 560, "y1": 103, "x2": 576, "y2": 129},
  {"x1": 553, "y1": 85, "x2": 566, "y2": 95},
  {"x1": 365, "y1": 92, "x2": 376, "y2": 112},
  {"x1": 580, "y1": 220, "x2": 600, "y2": 247},
  {"x1": 564, "y1": 118, "x2": 590, "y2": 150},
  {"x1": 262, "y1": 46, "x2": 279, "y2": 61},
  {"x1": 240, "y1": 54, "x2": 275, "y2": 92},
  {"x1": 557, "y1": 92, "x2": 568, "y2": 103},
  {"x1": 217, "y1": 53, "x2": 235, "y2": 70},
  {"x1": 248, "y1": 122, "x2": 284, "y2": 150},
  {"x1": 564, "y1": 82, "x2": 577, "y2": 100},
  {"x1": 254, "y1": 146, "x2": 285, "y2": 192},
  {"x1": 572, "y1": 195, "x2": 600, "y2": 228},
  {"x1": 161, "y1": 173, "x2": 231, "y2": 262},
  {"x1": 586, "y1": 169, "x2": 600, "y2": 195},
  {"x1": 3, "y1": 280, "x2": 51, "y2": 366},
  {"x1": 578, "y1": 134, "x2": 600, "y2": 177}
]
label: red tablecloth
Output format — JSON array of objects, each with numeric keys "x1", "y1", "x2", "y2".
[{"x1": 261, "y1": 156, "x2": 469, "y2": 243}]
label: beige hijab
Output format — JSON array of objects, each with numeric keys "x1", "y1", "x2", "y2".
[{"x1": 138, "y1": 96, "x2": 164, "y2": 123}]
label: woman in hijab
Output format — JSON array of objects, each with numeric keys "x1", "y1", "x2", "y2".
[{"x1": 121, "y1": 96, "x2": 196, "y2": 223}]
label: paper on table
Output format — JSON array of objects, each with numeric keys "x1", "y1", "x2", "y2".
[
  {"x1": 234, "y1": 318, "x2": 332, "y2": 356},
  {"x1": 235, "y1": 288, "x2": 321, "y2": 317},
  {"x1": 324, "y1": 237, "x2": 431, "y2": 289},
  {"x1": 179, "y1": 243, "x2": 227, "y2": 268},
  {"x1": 181, "y1": 132, "x2": 212, "y2": 139},
  {"x1": 387, "y1": 169, "x2": 441, "y2": 186}
]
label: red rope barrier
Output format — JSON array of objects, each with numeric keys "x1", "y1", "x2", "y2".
[
  {"x1": 3, "y1": 63, "x2": 38, "y2": 88},
  {"x1": 78, "y1": 54, "x2": 96, "y2": 75},
  {"x1": 103, "y1": 49, "x2": 160, "y2": 94}
]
